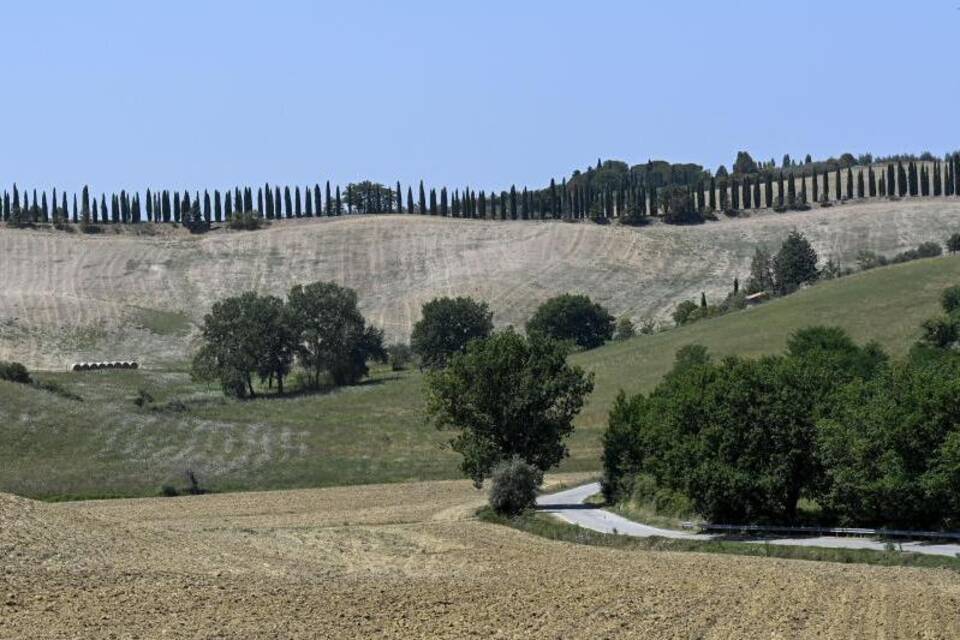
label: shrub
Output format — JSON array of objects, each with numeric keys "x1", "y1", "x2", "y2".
[
  {"x1": 818, "y1": 201, "x2": 833, "y2": 208},
  {"x1": 160, "y1": 485, "x2": 180, "y2": 497},
  {"x1": 526, "y1": 294, "x2": 614, "y2": 350},
  {"x1": 638, "y1": 317, "x2": 657, "y2": 335},
  {"x1": 856, "y1": 250, "x2": 888, "y2": 271},
  {"x1": 488, "y1": 456, "x2": 541, "y2": 516},
  {"x1": 228, "y1": 212, "x2": 264, "y2": 231},
  {"x1": 916, "y1": 241, "x2": 943, "y2": 258},
  {"x1": 78, "y1": 220, "x2": 102, "y2": 234},
  {"x1": 0, "y1": 361, "x2": 31, "y2": 384},
  {"x1": 387, "y1": 343, "x2": 414, "y2": 371},
  {"x1": 947, "y1": 233, "x2": 960, "y2": 254},
  {"x1": 614, "y1": 316, "x2": 636, "y2": 341},
  {"x1": 672, "y1": 300, "x2": 699, "y2": 326},
  {"x1": 134, "y1": 388, "x2": 155, "y2": 408},
  {"x1": 942, "y1": 286, "x2": 960, "y2": 315}
]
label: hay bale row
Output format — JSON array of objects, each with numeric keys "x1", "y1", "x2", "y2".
[{"x1": 71, "y1": 361, "x2": 139, "y2": 372}]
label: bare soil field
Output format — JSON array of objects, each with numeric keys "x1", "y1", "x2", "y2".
[
  {"x1": 2, "y1": 477, "x2": 959, "y2": 639},
  {"x1": 2, "y1": 198, "x2": 958, "y2": 369}
]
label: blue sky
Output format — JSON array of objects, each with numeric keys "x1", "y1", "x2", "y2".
[{"x1": 2, "y1": 1, "x2": 957, "y2": 194}]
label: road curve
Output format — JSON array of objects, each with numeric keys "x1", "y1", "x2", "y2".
[{"x1": 537, "y1": 482, "x2": 960, "y2": 558}]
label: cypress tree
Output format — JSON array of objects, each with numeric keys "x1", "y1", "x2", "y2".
[
  {"x1": 776, "y1": 172, "x2": 784, "y2": 206},
  {"x1": 835, "y1": 167, "x2": 842, "y2": 201},
  {"x1": 787, "y1": 173, "x2": 796, "y2": 205},
  {"x1": 921, "y1": 165, "x2": 929, "y2": 197},
  {"x1": 72, "y1": 193, "x2": 78, "y2": 223},
  {"x1": 499, "y1": 191, "x2": 507, "y2": 219},
  {"x1": 887, "y1": 163, "x2": 895, "y2": 198},
  {"x1": 284, "y1": 186, "x2": 293, "y2": 218},
  {"x1": 203, "y1": 190, "x2": 211, "y2": 222},
  {"x1": 305, "y1": 187, "x2": 313, "y2": 217},
  {"x1": 295, "y1": 187, "x2": 302, "y2": 217},
  {"x1": 762, "y1": 173, "x2": 772, "y2": 207},
  {"x1": 214, "y1": 190, "x2": 222, "y2": 222},
  {"x1": 81, "y1": 185, "x2": 90, "y2": 223},
  {"x1": 274, "y1": 187, "x2": 282, "y2": 218},
  {"x1": 258, "y1": 187, "x2": 265, "y2": 216},
  {"x1": 509, "y1": 185, "x2": 517, "y2": 219},
  {"x1": 41, "y1": 191, "x2": 49, "y2": 221},
  {"x1": 709, "y1": 177, "x2": 716, "y2": 210},
  {"x1": 407, "y1": 186, "x2": 413, "y2": 214},
  {"x1": 743, "y1": 176, "x2": 752, "y2": 209},
  {"x1": 224, "y1": 191, "x2": 233, "y2": 219},
  {"x1": 314, "y1": 184, "x2": 322, "y2": 214},
  {"x1": 897, "y1": 162, "x2": 907, "y2": 197},
  {"x1": 934, "y1": 162, "x2": 943, "y2": 197},
  {"x1": 101, "y1": 194, "x2": 108, "y2": 223},
  {"x1": 908, "y1": 161, "x2": 918, "y2": 196},
  {"x1": 868, "y1": 166, "x2": 877, "y2": 197},
  {"x1": 92, "y1": 196, "x2": 99, "y2": 223},
  {"x1": 811, "y1": 168, "x2": 819, "y2": 203},
  {"x1": 440, "y1": 188, "x2": 448, "y2": 216},
  {"x1": 145, "y1": 189, "x2": 153, "y2": 222},
  {"x1": 395, "y1": 181, "x2": 402, "y2": 213},
  {"x1": 649, "y1": 186, "x2": 657, "y2": 215},
  {"x1": 954, "y1": 154, "x2": 960, "y2": 195},
  {"x1": 335, "y1": 185, "x2": 342, "y2": 215},
  {"x1": 799, "y1": 173, "x2": 807, "y2": 204},
  {"x1": 264, "y1": 184, "x2": 274, "y2": 218},
  {"x1": 856, "y1": 169, "x2": 864, "y2": 199},
  {"x1": 325, "y1": 181, "x2": 332, "y2": 216}
]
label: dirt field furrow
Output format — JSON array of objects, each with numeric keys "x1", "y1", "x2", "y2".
[{"x1": 2, "y1": 477, "x2": 959, "y2": 639}]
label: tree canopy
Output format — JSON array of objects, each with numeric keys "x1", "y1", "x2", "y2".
[
  {"x1": 526, "y1": 293, "x2": 614, "y2": 350},
  {"x1": 410, "y1": 296, "x2": 494, "y2": 369},
  {"x1": 425, "y1": 329, "x2": 594, "y2": 486}
]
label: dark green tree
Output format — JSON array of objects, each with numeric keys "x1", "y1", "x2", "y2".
[
  {"x1": 425, "y1": 329, "x2": 594, "y2": 486},
  {"x1": 773, "y1": 230, "x2": 819, "y2": 294},
  {"x1": 410, "y1": 297, "x2": 494, "y2": 369},
  {"x1": 526, "y1": 294, "x2": 615, "y2": 350}
]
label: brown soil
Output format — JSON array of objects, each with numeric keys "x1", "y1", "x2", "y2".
[{"x1": 2, "y1": 476, "x2": 959, "y2": 639}]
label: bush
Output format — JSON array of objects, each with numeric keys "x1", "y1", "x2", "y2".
[
  {"x1": 228, "y1": 212, "x2": 264, "y2": 231},
  {"x1": 160, "y1": 485, "x2": 180, "y2": 497},
  {"x1": 614, "y1": 317, "x2": 635, "y2": 341},
  {"x1": 386, "y1": 343, "x2": 414, "y2": 371},
  {"x1": 0, "y1": 361, "x2": 31, "y2": 384},
  {"x1": 942, "y1": 286, "x2": 960, "y2": 315},
  {"x1": 526, "y1": 294, "x2": 614, "y2": 350},
  {"x1": 916, "y1": 241, "x2": 943, "y2": 258},
  {"x1": 947, "y1": 233, "x2": 960, "y2": 254},
  {"x1": 488, "y1": 456, "x2": 541, "y2": 516},
  {"x1": 78, "y1": 220, "x2": 102, "y2": 234},
  {"x1": 672, "y1": 300, "x2": 699, "y2": 326},
  {"x1": 134, "y1": 388, "x2": 155, "y2": 408}
]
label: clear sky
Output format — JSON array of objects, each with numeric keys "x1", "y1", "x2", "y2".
[{"x1": 2, "y1": 1, "x2": 957, "y2": 194}]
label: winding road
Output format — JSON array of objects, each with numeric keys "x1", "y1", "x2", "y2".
[{"x1": 537, "y1": 482, "x2": 960, "y2": 558}]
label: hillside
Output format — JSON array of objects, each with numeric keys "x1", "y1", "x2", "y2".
[
  {"x1": 1, "y1": 197, "x2": 958, "y2": 369},
  {"x1": 2, "y1": 253, "x2": 957, "y2": 500}
]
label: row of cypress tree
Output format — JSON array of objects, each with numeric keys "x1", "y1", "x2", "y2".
[{"x1": 3, "y1": 156, "x2": 959, "y2": 226}]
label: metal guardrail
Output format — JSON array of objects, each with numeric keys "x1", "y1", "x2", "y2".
[{"x1": 681, "y1": 521, "x2": 960, "y2": 541}]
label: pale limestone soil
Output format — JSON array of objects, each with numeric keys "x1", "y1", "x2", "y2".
[{"x1": 1, "y1": 198, "x2": 958, "y2": 368}]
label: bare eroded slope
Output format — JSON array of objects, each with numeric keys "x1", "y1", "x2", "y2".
[{"x1": 1, "y1": 198, "x2": 958, "y2": 368}]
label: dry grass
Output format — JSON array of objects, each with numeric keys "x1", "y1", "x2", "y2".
[
  {"x1": 2, "y1": 476, "x2": 959, "y2": 639},
  {"x1": 2, "y1": 198, "x2": 958, "y2": 369}
]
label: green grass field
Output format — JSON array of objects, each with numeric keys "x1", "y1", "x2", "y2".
[{"x1": 2, "y1": 254, "x2": 958, "y2": 500}]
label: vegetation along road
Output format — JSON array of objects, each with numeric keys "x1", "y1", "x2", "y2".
[{"x1": 539, "y1": 482, "x2": 960, "y2": 558}]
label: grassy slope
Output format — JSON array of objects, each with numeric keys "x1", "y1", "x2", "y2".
[{"x1": 2, "y1": 254, "x2": 958, "y2": 500}]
